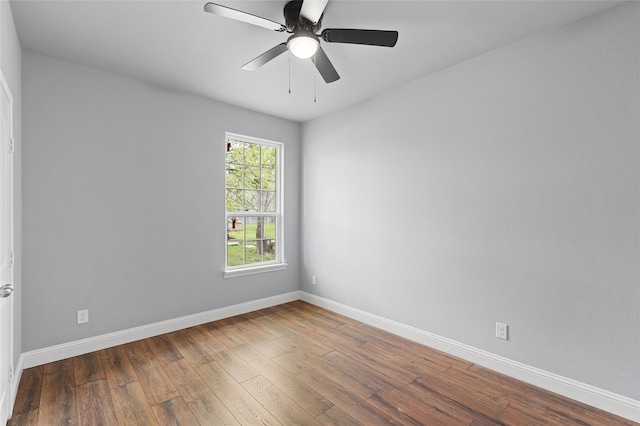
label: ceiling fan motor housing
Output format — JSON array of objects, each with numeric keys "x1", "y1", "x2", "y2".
[{"x1": 284, "y1": 0, "x2": 322, "y2": 33}]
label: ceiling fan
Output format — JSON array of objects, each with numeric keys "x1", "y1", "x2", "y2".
[{"x1": 203, "y1": 0, "x2": 399, "y2": 83}]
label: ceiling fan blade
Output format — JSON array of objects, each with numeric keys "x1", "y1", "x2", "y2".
[
  {"x1": 300, "y1": 0, "x2": 329, "y2": 25},
  {"x1": 241, "y1": 43, "x2": 288, "y2": 71},
  {"x1": 204, "y1": 2, "x2": 285, "y2": 32},
  {"x1": 313, "y1": 47, "x2": 340, "y2": 83},
  {"x1": 321, "y1": 29, "x2": 398, "y2": 47}
]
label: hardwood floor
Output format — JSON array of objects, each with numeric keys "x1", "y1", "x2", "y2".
[{"x1": 8, "y1": 301, "x2": 637, "y2": 425}]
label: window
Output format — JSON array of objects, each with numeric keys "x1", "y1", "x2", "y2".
[{"x1": 224, "y1": 133, "x2": 285, "y2": 277}]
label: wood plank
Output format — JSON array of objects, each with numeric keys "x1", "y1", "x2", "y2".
[
  {"x1": 73, "y1": 351, "x2": 105, "y2": 385},
  {"x1": 38, "y1": 359, "x2": 78, "y2": 426},
  {"x1": 7, "y1": 408, "x2": 39, "y2": 426},
  {"x1": 246, "y1": 316, "x2": 285, "y2": 340},
  {"x1": 271, "y1": 334, "x2": 332, "y2": 357},
  {"x1": 163, "y1": 358, "x2": 214, "y2": 403},
  {"x1": 232, "y1": 321, "x2": 288, "y2": 358},
  {"x1": 337, "y1": 341, "x2": 418, "y2": 385},
  {"x1": 166, "y1": 329, "x2": 214, "y2": 367},
  {"x1": 388, "y1": 372, "x2": 502, "y2": 425},
  {"x1": 123, "y1": 338, "x2": 153, "y2": 355},
  {"x1": 359, "y1": 340, "x2": 451, "y2": 375},
  {"x1": 300, "y1": 303, "x2": 362, "y2": 327},
  {"x1": 323, "y1": 350, "x2": 404, "y2": 393},
  {"x1": 255, "y1": 312, "x2": 311, "y2": 338},
  {"x1": 186, "y1": 396, "x2": 241, "y2": 426},
  {"x1": 99, "y1": 345, "x2": 138, "y2": 389},
  {"x1": 195, "y1": 360, "x2": 281, "y2": 425},
  {"x1": 203, "y1": 320, "x2": 247, "y2": 349},
  {"x1": 276, "y1": 352, "x2": 397, "y2": 424},
  {"x1": 372, "y1": 386, "x2": 491, "y2": 425},
  {"x1": 151, "y1": 396, "x2": 200, "y2": 425},
  {"x1": 266, "y1": 309, "x2": 317, "y2": 334},
  {"x1": 307, "y1": 326, "x2": 367, "y2": 351},
  {"x1": 146, "y1": 334, "x2": 184, "y2": 365},
  {"x1": 466, "y1": 364, "x2": 635, "y2": 425},
  {"x1": 354, "y1": 323, "x2": 471, "y2": 370},
  {"x1": 498, "y1": 400, "x2": 555, "y2": 425},
  {"x1": 212, "y1": 347, "x2": 259, "y2": 383},
  {"x1": 163, "y1": 358, "x2": 240, "y2": 425},
  {"x1": 76, "y1": 378, "x2": 119, "y2": 425},
  {"x1": 233, "y1": 343, "x2": 334, "y2": 417},
  {"x1": 10, "y1": 366, "x2": 43, "y2": 415},
  {"x1": 271, "y1": 303, "x2": 322, "y2": 331},
  {"x1": 410, "y1": 375, "x2": 509, "y2": 419},
  {"x1": 185, "y1": 324, "x2": 228, "y2": 355},
  {"x1": 242, "y1": 375, "x2": 321, "y2": 425},
  {"x1": 288, "y1": 305, "x2": 344, "y2": 330},
  {"x1": 315, "y1": 405, "x2": 361, "y2": 426},
  {"x1": 125, "y1": 341, "x2": 180, "y2": 406},
  {"x1": 110, "y1": 381, "x2": 159, "y2": 426},
  {"x1": 287, "y1": 350, "x2": 379, "y2": 399}
]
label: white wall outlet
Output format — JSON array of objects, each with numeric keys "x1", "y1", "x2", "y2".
[
  {"x1": 311, "y1": 274, "x2": 317, "y2": 285},
  {"x1": 496, "y1": 322, "x2": 508, "y2": 340},
  {"x1": 77, "y1": 309, "x2": 89, "y2": 324}
]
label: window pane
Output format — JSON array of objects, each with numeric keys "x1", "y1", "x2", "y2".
[
  {"x1": 243, "y1": 216, "x2": 275, "y2": 241},
  {"x1": 241, "y1": 241, "x2": 258, "y2": 265},
  {"x1": 227, "y1": 221, "x2": 243, "y2": 267},
  {"x1": 262, "y1": 168, "x2": 276, "y2": 190},
  {"x1": 260, "y1": 216, "x2": 276, "y2": 239},
  {"x1": 252, "y1": 216, "x2": 276, "y2": 263},
  {"x1": 262, "y1": 191, "x2": 276, "y2": 212},
  {"x1": 225, "y1": 164, "x2": 242, "y2": 189},
  {"x1": 245, "y1": 166, "x2": 260, "y2": 189},
  {"x1": 262, "y1": 240, "x2": 276, "y2": 262},
  {"x1": 244, "y1": 190, "x2": 260, "y2": 211},
  {"x1": 262, "y1": 146, "x2": 277, "y2": 168},
  {"x1": 244, "y1": 143, "x2": 262, "y2": 167},
  {"x1": 225, "y1": 189, "x2": 242, "y2": 212},
  {"x1": 226, "y1": 140, "x2": 244, "y2": 163}
]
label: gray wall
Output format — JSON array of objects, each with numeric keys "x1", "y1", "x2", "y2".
[
  {"x1": 301, "y1": 2, "x2": 639, "y2": 399},
  {"x1": 1, "y1": 0, "x2": 22, "y2": 376},
  {"x1": 22, "y1": 51, "x2": 300, "y2": 351}
]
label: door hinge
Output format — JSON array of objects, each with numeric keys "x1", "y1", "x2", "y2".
[
  {"x1": 8, "y1": 251, "x2": 14, "y2": 268},
  {"x1": 9, "y1": 137, "x2": 14, "y2": 154},
  {"x1": 8, "y1": 365, "x2": 13, "y2": 380}
]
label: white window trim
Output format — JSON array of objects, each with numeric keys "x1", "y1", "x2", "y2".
[
  {"x1": 224, "y1": 132, "x2": 286, "y2": 277},
  {"x1": 223, "y1": 262, "x2": 288, "y2": 279}
]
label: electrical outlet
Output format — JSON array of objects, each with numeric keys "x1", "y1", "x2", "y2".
[
  {"x1": 496, "y1": 322, "x2": 508, "y2": 340},
  {"x1": 311, "y1": 275, "x2": 317, "y2": 285},
  {"x1": 77, "y1": 309, "x2": 89, "y2": 324}
]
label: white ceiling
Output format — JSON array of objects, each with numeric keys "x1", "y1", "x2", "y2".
[{"x1": 10, "y1": 0, "x2": 622, "y2": 122}]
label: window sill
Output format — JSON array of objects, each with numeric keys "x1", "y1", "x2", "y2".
[{"x1": 224, "y1": 263, "x2": 288, "y2": 279}]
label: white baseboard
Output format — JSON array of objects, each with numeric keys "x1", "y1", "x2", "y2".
[
  {"x1": 300, "y1": 292, "x2": 640, "y2": 423},
  {"x1": 22, "y1": 291, "x2": 301, "y2": 369}
]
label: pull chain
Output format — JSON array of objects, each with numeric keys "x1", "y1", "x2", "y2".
[
  {"x1": 313, "y1": 53, "x2": 317, "y2": 103},
  {"x1": 288, "y1": 54, "x2": 291, "y2": 94}
]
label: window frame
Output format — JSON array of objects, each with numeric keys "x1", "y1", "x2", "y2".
[{"x1": 224, "y1": 132, "x2": 286, "y2": 278}]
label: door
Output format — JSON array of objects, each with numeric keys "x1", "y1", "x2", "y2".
[{"x1": 0, "y1": 70, "x2": 14, "y2": 425}]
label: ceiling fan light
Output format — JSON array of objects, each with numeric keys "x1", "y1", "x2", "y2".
[{"x1": 288, "y1": 33, "x2": 319, "y2": 59}]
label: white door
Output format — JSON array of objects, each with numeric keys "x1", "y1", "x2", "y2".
[{"x1": 0, "y1": 71, "x2": 14, "y2": 425}]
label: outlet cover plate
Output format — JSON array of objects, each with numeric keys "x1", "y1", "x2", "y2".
[
  {"x1": 77, "y1": 309, "x2": 89, "y2": 324},
  {"x1": 496, "y1": 322, "x2": 508, "y2": 340}
]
